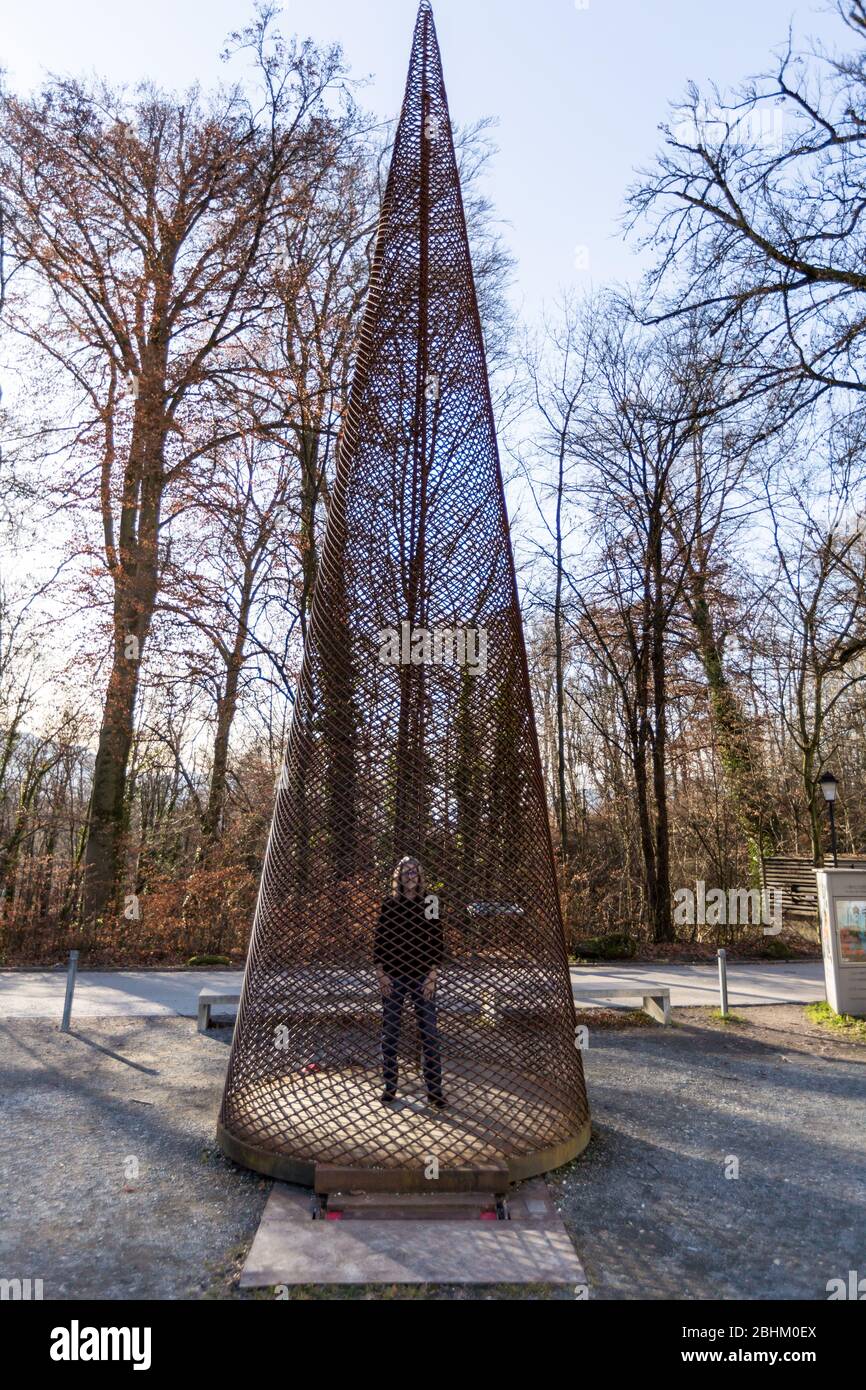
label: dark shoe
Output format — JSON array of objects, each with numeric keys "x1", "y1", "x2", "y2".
[
  {"x1": 381, "y1": 1088, "x2": 397, "y2": 1104},
  {"x1": 427, "y1": 1092, "x2": 447, "y2": 1109}
]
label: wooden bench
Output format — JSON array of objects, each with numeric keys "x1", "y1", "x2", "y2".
[
  {"x1": 572, "y1": 986, "x2": 671, "y2": 1025},
  {"x1": 198, "y1": 987, "x2": 241, "y2": 1033}
]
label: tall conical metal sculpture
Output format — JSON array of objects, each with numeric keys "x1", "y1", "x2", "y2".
[{"x1": 218, "y1": 0, "x2": 590, "y2": 1187}]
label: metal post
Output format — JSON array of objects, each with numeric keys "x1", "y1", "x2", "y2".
[
  {"x1": 717, "y1": 948, "x2": 729, "y2": 1018},
  {"x1": 60, "y1": 950, "x2": 79, "y2": 1033},
  {"x1": 828, "y1": 799, "x2": 838, "y2": 867}
]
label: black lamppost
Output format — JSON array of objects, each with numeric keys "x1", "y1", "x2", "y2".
[{"x1": 819, "y1": 772, "x2": 839, "y2": 867}]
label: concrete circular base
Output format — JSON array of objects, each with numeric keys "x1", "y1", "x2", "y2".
[
  {"x1": 217, "y1": 1061, "x2": 591, "y2": 1189},
  {"x1": 217, "y1": 1118, "x2": 591, "y2": 1189}
]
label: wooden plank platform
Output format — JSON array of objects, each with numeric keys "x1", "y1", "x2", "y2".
[
  {"x1": 324, "y1": 1191, "x2": 500, "y2": 1220},
  {"x1": 315, "y1": 1162, "x2": 509, "y2": 1195},
  {"x1": 759, "y1": 856, "x2": 865, "y2": 923}
]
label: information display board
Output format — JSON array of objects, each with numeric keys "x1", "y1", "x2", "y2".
[
  {"x1": 835, "y1": 901, "x2": 866, "y2": 964},
  {"x1": 816, "y1": 870, "x2": 866, "y2": 1016}
]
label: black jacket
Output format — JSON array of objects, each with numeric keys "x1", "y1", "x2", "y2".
[{"x1": 373, "y1": 895, "x2": 444, "y2": 981}]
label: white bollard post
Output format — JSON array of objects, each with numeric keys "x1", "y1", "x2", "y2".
[
  {"x1": 717, "y1": 948, "x2": 729, "y2": 1018},
  {"x1": 60, "y1": 949, "x2": 79, "y2": 1033}
]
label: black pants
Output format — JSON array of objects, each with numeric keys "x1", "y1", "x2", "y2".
[{"x1": 381, "y1": 977, "x2": 443, "y2": 1097}]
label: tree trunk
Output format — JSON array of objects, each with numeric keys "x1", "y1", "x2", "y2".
[
  {"x1": 82, "y1": 625, "x2": 146, "y2": 917},
  {"x1": 554, "y1": 443, "x2": 568, "y2": 859},
  {"x1": 82, "y1": 367, "x2": 165, "y2": 920},
  {"x1": 298, "y1": 425, "x2": 320, "y2": 643},
  {"x1": 628, "y1": 700, "x2": 659, "y2": 936},
  {"x1": 650, "y1": 562, "x2": 674, "y2": 943},
  {"x1": 687, "y1": 572, "x2": 781, "y2": 867},
  {"x1": 201, "y1": 575, "x2": 254, "y2": 847}
]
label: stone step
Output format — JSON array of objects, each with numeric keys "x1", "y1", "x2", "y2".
[
  {"x1": 240, "y1": 1219, "x2": 585, "y2": 1287},
  {"x1": 240, "y1": 1177, "x2": 585, "y2": 1286}
]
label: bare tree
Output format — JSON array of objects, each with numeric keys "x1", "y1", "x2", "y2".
[
  {"x1": 0, "y1": 13, "x2": 355, "y2": 918},
  {"x1": 758, "y1": 425, "x2": 866, "y2": 861},
  {"x1": 560, "y1": 304, "x2": 708, "y2": 942},
  {"x1": 628, "y1": 2, "x2": 866, "y2": 414}
]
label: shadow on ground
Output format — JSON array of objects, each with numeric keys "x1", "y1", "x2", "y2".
[{"x1": 0, "y1": 1005, "x2": 861, "y2": 1299}]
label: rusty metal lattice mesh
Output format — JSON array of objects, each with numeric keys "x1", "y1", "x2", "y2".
[{"x1": 218, "y1": 0, "x2": 590, "y2": 1185}]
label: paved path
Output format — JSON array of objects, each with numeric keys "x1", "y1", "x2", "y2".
[
  {"x1": 569, "y1": 961, "x2": 825, "y2": 1009},
  {"x1": 0, "y1": 970, "x2": 243, "y2": 1020},
  {"x1": 0, "y1": 961, "x2": 825, "y2": 1022}
]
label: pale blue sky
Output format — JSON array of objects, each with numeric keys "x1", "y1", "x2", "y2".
[{"x1": 2, "y1": 0, "x2": 840, "y2": 319}]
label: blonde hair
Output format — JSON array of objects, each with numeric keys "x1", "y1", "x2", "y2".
[{"x1": 391, "y1": 856, "x2": 425, "y2": 900}]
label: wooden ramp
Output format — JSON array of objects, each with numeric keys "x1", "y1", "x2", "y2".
[{"x1": 761, "y1": 855, "x2": 866, "y2": 924}]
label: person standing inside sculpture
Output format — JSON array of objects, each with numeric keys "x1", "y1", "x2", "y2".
[{"x1": 374, "y1": 856, "x2": 446, "y2": 1107}]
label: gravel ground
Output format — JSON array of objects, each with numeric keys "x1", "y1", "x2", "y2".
[
  {"x1": 551, "y1": 1005, "x2": 866, "y2": 1300},
  {"x1": 0, "y1": 1006, "x2": 863, "y2": 1300},
  {"x1": 0, "y1": 1018, "x2": 267, "y2": 1300}
]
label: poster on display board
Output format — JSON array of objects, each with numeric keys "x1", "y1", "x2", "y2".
[{"x1": 834, "y1": 899, "x2": 866, "y2": 964}]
